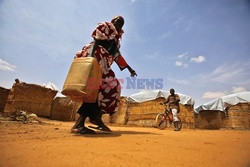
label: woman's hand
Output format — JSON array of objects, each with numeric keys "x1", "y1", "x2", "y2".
[
  {"x1": 75, "y1": 50, "x2": 83, "y2": 58},
  {"x1": 130, "y1": 69, "x2": 137, "y2": 77},
  {"x1": 127, "y1": 65, "x2": 137, "y2": 77}
]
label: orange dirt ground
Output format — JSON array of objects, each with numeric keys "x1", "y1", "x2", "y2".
[{"x1": 0, "y1": 119, "x2": 250, "y2": 167}]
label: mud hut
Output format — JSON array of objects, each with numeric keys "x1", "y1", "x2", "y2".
[
  {"x1": 50, "y1": 97, "x2": 82, "y2": 121},
  {"x1": 125, "y1": 90, "x2": 195, "y2": 128},
  {"x1": 0, "y1": 86, "x2": 10, "y2": 113},
  {"x1": 194, "y1": 92, "x2": 250, "y2": 129},
  {"x1": 3, "y1": 83, "x2": 57, "y2": 117}
]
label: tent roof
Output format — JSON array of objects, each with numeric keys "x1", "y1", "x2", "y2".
[
  {"x1": 195, "y1": 91, "x2": 250, "y2": 113},
  {"x1": 126, "y1": 90, "x2": 195, "y2": 105},
  {"x1": 43, "y1": 82, "x2": 58, "y2": 91}
]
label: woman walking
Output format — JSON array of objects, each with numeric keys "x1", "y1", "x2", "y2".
[{"x1": 71, "y1": 16, "x2": 137, "y2": 134}]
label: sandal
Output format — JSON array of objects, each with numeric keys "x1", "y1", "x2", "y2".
[
  {"x1": 71, "y1": 127, "x2": 96, "y2": 134},
  {"x1": 88, "y1": 125, "x2": 112, "y2": 132},
  {"x1": 71, "y1": 128, "x2": 82, "y2": 134},
  {"x1": 89, "y1": 119, "x2": 98, "y2": 125},
  {"x1": 79, "y1": 127, "x2": 96, "y2": 134},
  {"x1": 89, "y1": 113, "x2": 112, "y2": 132}
]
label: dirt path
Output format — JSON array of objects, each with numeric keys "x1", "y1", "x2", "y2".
[{"x1": 0, "y1": 119, "x2": 249, "y2": 167}]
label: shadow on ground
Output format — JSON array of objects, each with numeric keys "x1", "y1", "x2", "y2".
[{"x1": 73, "y1": 130, "x2": 160, "y2": 138}]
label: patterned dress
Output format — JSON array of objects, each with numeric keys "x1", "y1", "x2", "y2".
[{"x1": 76, "y1": 22, "x2": 128, "y2": 115}]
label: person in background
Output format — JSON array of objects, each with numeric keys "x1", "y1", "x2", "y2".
[
  {"x1": 71, "y1": 16, "x2": 137, "y2": 134},
  {"x1": 15, "y1": 79, "x2": 20, "y2": 83},
  {"x1": 162, "y1": 88, "x2": 180, "y2": 131}
]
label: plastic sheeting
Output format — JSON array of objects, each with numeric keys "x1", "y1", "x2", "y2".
[
  {"x1": 43, "y1": 82, "x2": 58, "y2": 91},
  {"x1": 195, "y1": 91, "x2": 250, "y2": 113},
  {"x1": 126, "y1": 90, "x2": 195, "y2": 105}
]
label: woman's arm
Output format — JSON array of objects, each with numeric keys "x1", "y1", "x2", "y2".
[
  {"x1": 114, "y1": 54, "x2": 137, "y2": 77},
  {"x1": 90, "y1": 40, "x2": 100, "y2": 57},
  {"x1": 127, "y1": 65, "x2": 137, "y2": 77}
]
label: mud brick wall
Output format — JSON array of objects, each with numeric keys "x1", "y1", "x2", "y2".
[
  {"x1": 4, "y1": 83, "x2": 57, "y2": 117},
  {"x1": 50, "y1": 97, "x2": 81, "y2": 121},
  {"x1": 222, "y1": 103, "x2": 250, "y2": 129},
  {"x1": 194, "y1": 110, "x2": 223, "y2": 129},
  {"x1": 195, "y1": 103, "x2": 250, "y2": 129},
  {"x1": 0, "y1": 87, "x2": 10, "y2": 112},
  {"x1": 126, "y1": 98, "x2": 194, "y2": 128},
  {"x1": 102, "y1": 97, "x2": 128, "y2": 125}
]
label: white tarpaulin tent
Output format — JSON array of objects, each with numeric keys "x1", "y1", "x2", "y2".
[
  {"x1": 195, "y1": 91, "x2": 250, "y2": 113},
  {"x1": 126, "y1": 90, "x2": 195, "y2": 105},
  {"x1": 43, "y1": 82, "x2": 58, "y2": 91}
]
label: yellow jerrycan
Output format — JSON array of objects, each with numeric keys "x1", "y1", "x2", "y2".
[{"x1": 62, "y1": 57, "x2": 102, "y2": 102}]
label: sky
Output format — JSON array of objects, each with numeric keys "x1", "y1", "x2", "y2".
[{"x1": 0, "y1": 0, "x2": 250, "y2": 107}]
